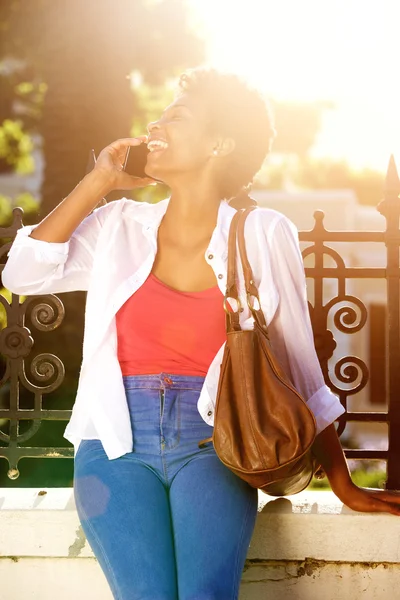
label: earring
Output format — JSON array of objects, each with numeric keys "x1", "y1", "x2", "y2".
[{"x1": 213, "y1": 149, "x2": 218, "y2": 156}]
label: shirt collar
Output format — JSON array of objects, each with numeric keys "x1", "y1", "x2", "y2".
[
  {"x1": 208, "y1": 200, "x2": 236, "y2": 260},
  {"x1": 124, "y1": 197, "x2": 170, "y2": 228},
  {"x1": 124, "y1": 196, "x2": 237, "y2": 257}
]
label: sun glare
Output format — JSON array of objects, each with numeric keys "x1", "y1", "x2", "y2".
[{"x1": 188, "y1": 0, "x2": 400, "y2": 171}]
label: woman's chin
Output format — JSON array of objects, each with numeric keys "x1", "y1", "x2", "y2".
[
  {"x1": 144, "y1": 166, "x2": 161, "y2": 181},
  {"x1": 144, "y1": 165, "x2": 167, "y2": 185}
]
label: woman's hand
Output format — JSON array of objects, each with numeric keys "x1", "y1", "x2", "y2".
[
  {"x1": 312, "y1": 424, "x2": 400, "y2": 515},
  {"x1": 93, "y1": 136, "x2": 155, "y2": 193},
  {"x1": 337, "y1": 482, "x2": 400, "y2": 516}
]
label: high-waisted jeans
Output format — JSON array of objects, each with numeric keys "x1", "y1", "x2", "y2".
[{"x1": 73, "y1": 373, "x2": 259, "y2": 600}]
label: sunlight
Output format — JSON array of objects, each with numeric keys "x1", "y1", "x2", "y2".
[{"x1": 188, "y1": 0, "x2": 400, "y2": 170}]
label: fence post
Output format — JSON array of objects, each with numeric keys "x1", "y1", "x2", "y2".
[{"x1": 377, "y1": 156, "x2": 400, "y2": 490}]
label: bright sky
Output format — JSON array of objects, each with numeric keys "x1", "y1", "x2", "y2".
[{"x1": 188, "y1": 0, "x2": 400, "y2": 172}]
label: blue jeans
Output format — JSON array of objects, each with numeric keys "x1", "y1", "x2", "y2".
[{"x1": 73, "y1": 373, "x2": 258, "y2": 600}]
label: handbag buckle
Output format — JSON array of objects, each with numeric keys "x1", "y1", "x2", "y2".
[
  {"x1": 223, "y1": 296, "x2": 242, "y2": 314},
  {"x1": 246, "y1": 292, "x2": 261, "y2": 312}
]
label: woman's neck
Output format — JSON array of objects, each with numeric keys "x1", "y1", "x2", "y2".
[{"x1": 162, "y1": 180, "x2": 223, "y2": 244}]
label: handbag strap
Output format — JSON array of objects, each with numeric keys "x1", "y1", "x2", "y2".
[
  {"x1": 237, "y1": 207, "x2": 268, "y2": 331},
  {"x1": 225, "y1": 209, "x2": 242, "y2": 331}
]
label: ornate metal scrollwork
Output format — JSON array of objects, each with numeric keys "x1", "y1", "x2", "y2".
[
  {"x1": 0, "y1": 325, "x2": 33, "y2": 359},
  {"x1": 21, "y1": 294, "x2": 64, "y2": 332},
  {"x1": 301, "y1": 215, "x2": 372, "y2": 445},
  {"x1": 20, "y1": 353, "x2": 65, "y2": 392},
  {"x1": 332, "y1": 356, "x2": 369, "y2": 396},
  {"x1": 326, "y1": 295, "x2": 368, "y2": 335},
  {"x1": 0, "y1": 222, "x2": 68, "y2": 477}
]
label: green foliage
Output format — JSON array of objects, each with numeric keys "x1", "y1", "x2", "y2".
[
  {"x1": 351, "y1": 469, "x2": 387, "y2": 489},
  {"x1": 0, "y1": 192, "x2": 39, "y2": 226},
  {"x1": 0, "y1": 67, "x2": 44, "y2": 176},
  {"x1": 0, "y1": 119, "x2": 34, "y2": 173},
  {"x1": 128, "y1": 74, "x2": 174, "y2": 204},
  {"x1": 14, "y1": 80, "x2": 47, "y2": 124},
  {"x1": 0, "y1": 285, "x2": 27, "y2": 335},
  {"x1": 12, "y1": 191, "x2": 39, "y2": 214},
  {"x1": 0, "y1": 0, "x2": 203, "y2": 214},
  {"x1": 0, "y1": 195, "x2": 12, "y2": 223},
  {"x1": 0, "y1": 70, "x2": 46, "y2": 129},
  {"x1": 0, "y1": 288, "x2": 26, "y2": 332},
  {"x1": 131, "y1": 73, "x2": 175, "y2": 138},
  {"x1": 0, "y1": 288, "x2": 12, "y2": 331},
  {"x1": 310, "y1": 468, "x2": 386, "y2": 490}
]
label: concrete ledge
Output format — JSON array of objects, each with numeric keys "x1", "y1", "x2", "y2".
[{"x1": 0, "y1": 489, "x2": 399, "y2": 600}]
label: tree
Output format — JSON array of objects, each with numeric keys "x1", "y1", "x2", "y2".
[
  {"x1": 270, "y1": 99, "x2": 334, "y2": 158},
  {"x1": 0, "y1": 0, "x2": 203, "y2": 214}
]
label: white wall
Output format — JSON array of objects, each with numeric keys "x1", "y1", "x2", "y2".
[{"x1": 0, "y1": 489, "x2": 398, "y2": 600}]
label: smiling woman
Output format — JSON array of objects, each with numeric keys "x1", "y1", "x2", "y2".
[
  {"x1": 145, "y1": 68, "x2": 275, "y2": 200},
  {"x1": 4, "y1": 61, "x2": 400, "y2": 600}
]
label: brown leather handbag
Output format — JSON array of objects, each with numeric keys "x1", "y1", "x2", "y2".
[{"x1": 198, "y1": 207, "x2": 318, "y2": 496}]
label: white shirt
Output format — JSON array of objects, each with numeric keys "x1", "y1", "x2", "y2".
[{"x1": 3, "y1": 198, "x2": 345, "y2": 459}]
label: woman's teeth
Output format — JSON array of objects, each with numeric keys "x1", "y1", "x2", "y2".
[{"x1": 147, "y1": 140, "x2": 168, "y2": 152}]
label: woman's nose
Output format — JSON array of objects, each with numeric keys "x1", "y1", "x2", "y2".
[{"x1": 147, "y1": 120, "x2": 160, "y2": 134}]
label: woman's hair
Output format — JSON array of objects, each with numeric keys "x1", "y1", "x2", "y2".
[{"x1": 177, "y1": 67, "x2": 275, "y2": 205}]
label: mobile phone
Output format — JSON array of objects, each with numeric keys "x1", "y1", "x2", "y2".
[{"x1": 123, "y1": 143, "x2": 152, "y2": 178}]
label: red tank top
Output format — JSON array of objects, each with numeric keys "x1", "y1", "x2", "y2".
[{"x1": 116, "y1": 273, "x2": 227, "y2": 376}]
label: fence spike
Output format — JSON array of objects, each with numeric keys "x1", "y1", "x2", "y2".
[
  {"x1": 385, "y1": 155, "x2": 400, "y2": 195},
  {"x1": 377, "y1": 155, "x2": 400, "y2": 217}
]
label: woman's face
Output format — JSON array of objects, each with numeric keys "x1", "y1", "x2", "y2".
[{"x1": 145, "y1": 93, "x2": 219, "y2": 184}]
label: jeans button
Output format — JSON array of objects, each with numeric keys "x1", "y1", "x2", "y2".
[{"x1": 164, "y1": 377, "x2": 172, "y2": 385}]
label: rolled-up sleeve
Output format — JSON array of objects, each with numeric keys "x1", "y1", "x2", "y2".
[
  {"x1": 266, "y1": 215, "x2": 345, "y2": 434},
  {"x1": 2, "y1": 201, "x2": 115, "y2": 296}
]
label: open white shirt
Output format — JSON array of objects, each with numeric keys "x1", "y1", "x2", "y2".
[{"x1": 2, "y1": 198, "x2": 345, "y2": 459}]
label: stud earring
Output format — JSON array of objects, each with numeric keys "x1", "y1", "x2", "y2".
[{"x1": 213, "y1": 149, "x2": 218, "y2": 156}]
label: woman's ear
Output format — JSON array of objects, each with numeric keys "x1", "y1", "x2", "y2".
[{"x1": 212, "y1": 137, "x2": 236, "y2": 158}]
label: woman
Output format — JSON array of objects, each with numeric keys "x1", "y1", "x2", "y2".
[{"x1": 3, "y1": 68, "x2": 400, "y2": 600}]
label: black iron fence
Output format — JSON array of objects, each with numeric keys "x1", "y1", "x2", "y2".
[
  {"x1": 0, "y1": 156, "x2": 399, "y2": 487},
  {"x1": 298, "y1": 156, "x2": 400, "y2": 489}
]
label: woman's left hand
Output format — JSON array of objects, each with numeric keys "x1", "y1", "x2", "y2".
[
  {"x1": 338, "y1": 482, "x2": 400, "y2": 515},
  {"x1": 312, "y1": 424, "x2": 400, "y2": 515}
]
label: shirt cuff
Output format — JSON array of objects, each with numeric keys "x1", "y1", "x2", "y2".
[
  {"x1": 9, "y1": 225, "x2": 70, "y2": 265},
  {"x1": 306, "y1": 384, "x2": 346, "y2": 435}
]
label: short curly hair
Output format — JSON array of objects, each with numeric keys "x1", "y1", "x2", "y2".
[{"x1": 177, "y1": 67, "x2": 275, "y2": 200}]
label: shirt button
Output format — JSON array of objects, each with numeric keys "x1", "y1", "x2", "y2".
[
  {"x1": 218, "y1": 274, "x2": 223, "y2": 280},
  {"x1": 208, "y1": 254, "x2": 214, "y2": 260},
  {"x1": 207, "y1": 410, "x2": 213, "y2": 416}
]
